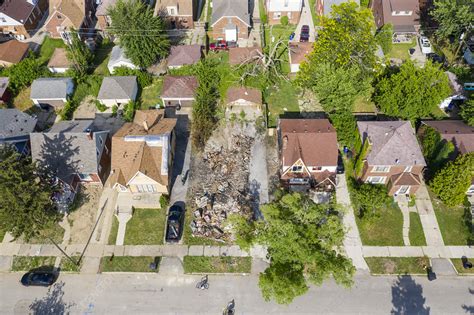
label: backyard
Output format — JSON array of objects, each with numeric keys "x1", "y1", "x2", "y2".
[
  {"x1": 123, "y1": 208, "x2": 167, "y2": 245},
  {"x1": 388, "y1": 39, "x2": 416, "y2": 61},
  {"x1": 265, "y1": 79, "x2": 300, "y2": 127},
  {"x1": 263, "y1": 24, "x2": 296, "y2": 73},
  {"x1": 140, "y1": 77, "x2": 163, "y2": 109},
  {"x1": 37, "y1": 37, "x2": 66, "y2": 65}
]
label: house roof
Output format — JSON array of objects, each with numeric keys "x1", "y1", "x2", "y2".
[
  {"x1": 30, "y1": 78, "x2": 73, "y2": 100},
  {"x1": 289, "y1": 42, "x2": 313, "y2": 65},
  {"x1": 267, "y1": 0, "x2": 302, "y2": 12},
  {"x1": 161, "y1": 75, "x2": 198, "y2": 98},
  {"x1": 229, "y1": 47, "x2": 262, "y2": 65},
  {"x1": 30, "y1": 120, "x2": 108, "y2": 183},
  {"x1": 378, "y1": 0, "x2": 420, "y2": 32},
  {"x1": 0, "y1": 77, "x2": 9, "y2": 96},
  {"x1": 391, "y1": 172, "x2": 421, "y2": 186},
  {"x1": 280, "y1": 119, "x2": 339, "y2": 167},
  {"x1": 96, "y1": 0, "x2": 118, "y2": 16},
  {"x1": 226, "y1": 87, "x2": 262, "y2": 105},
  {"x1": 0, "y1": 40, "x2": 29, "y2": 64},
  {"x1": 0, "y1": 0, "x2": 35, "y2": 24},
  {"x1": 108, "y1": 45, "x2": 135, "y2": 68},
  {"x1": 154, "y1": 0, "x2": 194, "y2": 16},
  {"x1": 422, "y1": 120, "x2": 474, "y2": 154},
  {"x1": 52, "y1": 0, "x2": 85, "y2": 29},
  {"x1": 0, "y1": 109, "x2": 36, "y2": 139},
  {"x1": 111, "y1": 110, "x2": 177, "y2": 187},
  {"x1": 47, "y1": 48, "x2": 73, "y2": 69},
  {"x1": 323, "y1": 0, "x2": 360, "y2": 16},
  {"x1": 97, "y1": 76, "x2": 138, "y2": 101},
  {"x1": 211, "y1": 0, "x2": 250, "y2": 27},
  {"x1": 357, "y1": 121, "x2": 426, "y2": 166},
  {"x1": 167, "y1": 45, "x2": 201, "y2": 67}
]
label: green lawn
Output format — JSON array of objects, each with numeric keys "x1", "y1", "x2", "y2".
[
  {"x1": 93, "y1": 41, "x2": 114, "y2": 76},
  {"x1": 365, "y1": 257, "x2": 429, "y2": 275},
  {"x1": 353, "y1": 95, "x2": 377, "y2": 113},
  {"x1": 124, "y1": 208, "x2": 166, "y2": 245},
  {"x1": 264, "y1": 25, "x2": 296, "y2": 73},
  {"x1": 11, "y1": 256, "x2": 56, "y2": 272},
  {"x1": 27, "y1": 223, "x2": 65, "y2": 245},
  {"x1": 60, "y1": 256, "x2": 82, "y2": 272},
  {"x1": 451, "y1": 259, "x2": 474, "y2": 274},
  {"x1": 307, "y1": 0, "x2": 319, "y2": 26},
  {"x1": 108, "y1": 216, "x2": 119, "y2": 245},
  {"x1": 355, "y1": 204, "x2": 404, "y2": 246},
  {"x1": 100, "y1": 256, "x2": 160, "y2": 272},
  {"x1": 266, "y1": 80, "x2": 300, "y2": 127},
  {"x1": 140, "y1": 77, "x2": 163, "y2": 109},
  {"x1": 183, "y1": 256, "x2": 252, "y2": 274},
  {"x1": 431, "y1": 191, "x2": 472, "y2": 246},
  {"x1": 38, "y1": 37, "x2": 66, "y2": 65},
  {"x1": 409, "y1": 212, "x2": 427, "y2": 246},
  {"x1": 13, "y1": 87, "x2": 34, "y2": 112},
  {"x1": 388, "y1": 39, "x2": 416, "y2": 60}
]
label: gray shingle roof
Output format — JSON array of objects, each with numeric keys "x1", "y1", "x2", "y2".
[
  {"x1": 30, "y1": 120, "x2": 108, "y2": 183},
  {"x1": 0, "y1": 77, "x2": 9, "y2": 96},
  {"x1": 97, "y1": 76, "x2": 138, "y2": 100},
  {"x1": 357, "y1": 121, "x2": 426, "y2": 166},
  {"x1": 108, "y1": 45, "x2": 134, "y2": 67},
  {"x1": 0, "y1": 109, "x2": 36, "y2": 139},
  {"x1": 167, "y1": 45, "x2": 202, "y2": 67},
  {"x1": 211, "y1": 0, "x2": 250, "y2": 26},
  {"x1": 30, "y1": 78, "x2": 73, "y2": 99}
]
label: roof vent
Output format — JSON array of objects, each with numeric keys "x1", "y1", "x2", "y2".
[{"x1": 395, "y1": 159, "x2": 400, "y2": 164}]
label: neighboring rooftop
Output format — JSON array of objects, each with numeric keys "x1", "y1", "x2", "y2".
[
  {"x1": 267, "y1": 0, "x2": 302, "y2": 12},
  {"x1": 323, "y1": 0, "x2": 359, "y2": 16},
  {"x1": 226, "y1": 87, "x2": 262, "y2": 105},
  {"x1": 289, "y1": 42, "x2": 313, "y2": 65},
  {"x1": 167, "y1": 45, "x2": 201, "y2": 67},
  {"x1": 47, "y1": 48, "x2": 73, "y2": 68},
  {"x1": 357, "y1": 121, "x2": 426, "y2": 166},
  {"x1": 229, "y1": 47, "x2": 262, "y2": 65},
  {"x1": 280, "y1": 119, "x2": 339, "y2": 167},
  {"x1": 97, "y1": 76, "x2": 138, "y2": 100},
  {"x1": 0, "y1": 109, "x2": 36, "y2": 139},
  {"x1": 52, "y1": 0, "x2": 85, "y2": 28},
  {"x1": 378, "y1": 0, "x2": 420, "y2": 32},
  {"x1": 0, "y1": 40, "x2": 29, "y2": 64},
  {"x1": 212, "y1": 0, "x2": 250, "y2": 27},
  {"x1": 30, "y1": 78, "x2": 73, "y2": 99},
  {"x1": 0, "y1": 0, "x2": 35, "y2": 23},
  {"x1": 154, "y1": 0, "x2": 194, "y2": 16},
  {"x1": 422, "y1": 120, "x2": 474, "y2": 154},
  {"x1": 114, "y1": 110, "x2": 177, "y2": 138},
  {"x1": 0, "y1": 77, "x2": 9, "y2": 96},
  {"x1": 161, "y1": 75, "x2": 199, "y2": 98},
  {"x1": 96, "y1": 0, "x2": 118, "y2": 16}
]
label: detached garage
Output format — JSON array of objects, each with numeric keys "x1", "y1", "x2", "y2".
[{"x1": 97, "y1": 76, "x2": 138, "y2": 107}]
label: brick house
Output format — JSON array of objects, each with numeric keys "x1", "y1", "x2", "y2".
[
  {"x1": 357, "y1": 121, "x2": 426, "y2": 196},
  {"x1": 371, "y1": 0, "x2": 420, "y2": 35},
  {"x1": 96, "y1": 0, "x2": 117, "y2": 31},
  {"x1": 0, "y1": 0, "x2": 48, "y2": 39},
  {"x1": 154, "y1": 0, "x2": 197, "y2": 29},
  {"x1": 278, "y1": 118, "x2": 338, "y2": 191},
  {"x1": 211, "y1": 0, "x2": 251, "y2": 42},
  {"x1": 265, "y1": 0, "x2": 302, "y2": 25}
]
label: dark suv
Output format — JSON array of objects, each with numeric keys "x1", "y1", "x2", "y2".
[
  {"x1": 165, "y1": 202, "x2": 185, "y2": 243},
  {"x1": 300, "y1": 25, "x2": 310, "y2": 42}
]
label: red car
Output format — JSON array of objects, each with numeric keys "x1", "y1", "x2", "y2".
[{"x1": 210, "y1": 40, "x2": 228, "y2": 51}]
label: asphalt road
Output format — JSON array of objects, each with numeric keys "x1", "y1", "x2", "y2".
[{"x1": 0, "y1": 273, "x2": 472, "y2": 314}]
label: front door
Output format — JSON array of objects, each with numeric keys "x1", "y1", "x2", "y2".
[{"x1": 397, "y1": 185, "x2": 410, "y2": 195}]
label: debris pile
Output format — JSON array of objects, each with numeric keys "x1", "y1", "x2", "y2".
[{"x1": 190, "y1": 133, "x2": 255, "y2": 241}]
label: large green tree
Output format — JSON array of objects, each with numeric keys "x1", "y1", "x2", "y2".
[
  {"x1": 66, "y1": 29, "x2": 93, "y2": 79},
  {"x1": 1, "y1": 54, "x2": 48, "y2": 95},
  {"x1": 0, "y1": 146, "x2": 61, "y2": 241},
  {"x1": 460, "y1": 98, "x2": 474, "y2": 127},
  {"x1": 430, "y1": 0, "x2": 474, "y2": 41},
  {"x1": 233, "y1": 192, "x2": 355, "y2": 304},
  {"x1": 108, "y1": 0, "x2": 170, "y2": 68},
  {"x1": 430, "y1": 153, "x2": 474, "y2": 206},
  {"x1": 374, "y1": 61, "x2": 451, "y2": 121}
]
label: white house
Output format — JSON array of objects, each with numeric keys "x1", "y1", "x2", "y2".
[
  {"x1": 97, "y1": 76, "x2": 138, "y2": 107},
  {"x1": 266, "y1": 0, "x2": 303, "y2": 25},
  {"x1": 107, "y1": 45, "x2": 138, "y2": 74}
]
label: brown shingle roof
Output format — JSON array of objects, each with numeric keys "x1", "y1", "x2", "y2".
[
  {"x1": 167, "y1": 45, "x2": 202, "y2": 67},
  {"x1": 378, "y1": 0, "x2": 420, "y2": 32},
  {"x1": 280, "y1": 119, "x2": 338, "y2": 167},
  {"x1": 391, "y1": 172, "x2": 421, "y2": 186},
  {"x1": 0, "y1": 0, "x2": 34, "y2": 24},
  {"x1": 289, "y1": 42, "x2": 313, "y2": 65},
  {"x1": 229, "y1": 47, "x2": 262, "y2": 65},
  {"x1": 422, "y1": 120, "x2": 474, "y2": 154},
  {"x1": 155, "y1": 0, "x2": 194, "y2": 17},
  {"x1": 161, "y1": 75, "x2": 198, "y2": 98},
  {"x1": 51, "y1": 0, "x2": 85, "y2": 29},
  {"x1": 47, "y1": 48, "x2": 73, "y2": 68},
  {"x1": 0, "y1": 40, "x2": 29, "y2": 64},
  {"x1": 226, "y1": 87, "x2": 262, "y2": 105}
]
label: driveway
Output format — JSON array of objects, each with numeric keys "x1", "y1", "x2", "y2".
[
  {"x1": 249, "y1": 134, "x2": 269, "y2": 217},
  {"x1": 291, "y1": 0, "x2": 316, "y2": 43},
  {"x1": 169, "y1": 114, "x2": 191, "y2": 205},
  {"x1": 411, "y1": 36, "x2": 427, "y2": 66}
]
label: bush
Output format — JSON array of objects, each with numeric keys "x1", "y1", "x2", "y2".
[
  {"x1": 376, "y1": 23, "x2": 393, "y2": 54},
  {"x1": 348, "y1": 178, "x2": 393, "y2": 218},
  {"x1": 159, "y1": 194, "x2": 169, "y2": 209},
  {"x1": 280, "y1": 16, "x2": 289, "y2": 26},
  {"x1": 1, "y1": 54, "x2": 48, "y2": 95},
  {"x1": 112, "y1": 67, "x2": 152, "y2": 88},
  {"x1": 59, "y1": 101, "x2": 75, "y2": 120},
  {"x1": 111, "y1": 104, "x2": 118, "y2": 117},
  {"x1": 95, "y1": 99, "x2": 107, "y2": 112},
  {"x1": 123, "y1": 100, "x2": 140, "y2": 122},
  {"x1": 459, "y1": 98, "x2": 474, "y2": 127}
]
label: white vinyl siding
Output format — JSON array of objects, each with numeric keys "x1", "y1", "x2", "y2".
[{"x1": 366, "y1": 176, "x2": 386, "y2": 184}]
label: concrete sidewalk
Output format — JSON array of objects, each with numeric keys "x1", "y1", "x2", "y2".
[
  {"x1": 415, "y1": 184, "x2": 445, "y2": 246},
  {"x1": 363, "y1": 246, "x2": 474, "y2": 258}
]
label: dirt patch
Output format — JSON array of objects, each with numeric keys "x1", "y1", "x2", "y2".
[
  {"x1": 73, "y1": 95, "x2": 98, "y2": 120},
  {"x1": 68, "y1": 185, "x2": 102, "y2": 244},
  {"x1": 383, "y1": 259, "x2": 396, "y2": 273}
]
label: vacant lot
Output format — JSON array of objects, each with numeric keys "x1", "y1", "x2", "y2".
[{"x1": 68, "y1": 186, "x2": 102, "y2": 244}]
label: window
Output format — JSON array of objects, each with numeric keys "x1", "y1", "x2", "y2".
[
  {"x1": 372, "y1": 166, "x2": 390, "y2": 173},
  {"x1": 99, "y1": 137, "x2": 103, "y2": 145},
  {"x1": 146, "y1": 185, "x2": 156, "y2": 192},
  {"x1": 366, "y1": 176, "x2": 386, "y2": 184},
  {"x1": 404, "y1": 166, "x2": 413, "y2": 172},
  {"x1": 136, "y1": 185, "x2": 144, "y2": 193},
  {"x1": 96, "y1": 148, "x2": 100, "y2": 156},
  {"x1": 391, "y1": 10, "x2": 412, "y2": 16},
  {"x1": 0, "y1": 18, "x2": 6, "y2": 23},
  {"x1": 312, "y1": 166, "x2": 322, "y2": 171},
  {"x1": 273, "y1": 12, "x2": 281, "y2": 19},
  {"x1": 291, "y1": 165, "x2": 303, "y2": 172},
  {"x1": 79, "y1": 173, "x2": 92, "y2": 181}
]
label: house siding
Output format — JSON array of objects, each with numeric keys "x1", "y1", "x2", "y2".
[
  {"x1": 267, "y1": 10, "x2": 301, "y2": 25},
  {"x1": 211, "y1": 17, "x2": 249, "y2": 40}
]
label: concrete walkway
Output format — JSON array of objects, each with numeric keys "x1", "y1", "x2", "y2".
[
  {"x1": 395, "y1": 196, "x2": 411, "y2": 246},
  {"x1": 291, "y1": 0, "x2": 316, "y2": 43},
  {"x1": 115, "y1": 212, "x2": 132, "y2": 246},
  {"x1": 336, "y1": 174, "x2": 369, "y2": 271},
  {"x1": 415, "y1": 184, "x2": 445, "y2": 246},
  {"x1": 249, "y1": 134, "x2": 269, "y2": 217}
]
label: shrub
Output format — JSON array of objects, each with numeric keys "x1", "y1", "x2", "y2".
[
  {"x1": 376, "y1": 23, "x2": 393, "y2": 54},
  {"x1": 159, "y1": 194, "x2": 169, "y2": 209},
  {"x1": 348, "y1": 178, "x2": 393, "y2": 218},
  {"x1": 280, "y1": 16, "x2": 289, "y2": 26},
  {"x1": 112, "y1": 67, "x2": 152, "y2": 88},
  {"x1": 111, "y1": 104, "x2": 118, "y2": 117},
  {"x1": 95, "y1": 99, "x2": 107, "y2": 112},
  {"x1": 59, "y1": 101, "x2": 76, "y2": 120},
  {"x1": 123, "y1": 100, "x2": 140, "y2": 122},
  {"x1": 1, "y1": 54, "x2": 48, "y2": 95}
]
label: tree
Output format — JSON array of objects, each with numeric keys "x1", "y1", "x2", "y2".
[
  {"x1": 280, "y1": 15, "x2": 289, "y2": 26},
  {"x1": 430, "y1": 0, "x2": 474, "y2": 41},
  {"x1": 112, "y1": 66, "x2": 152, "y2": 88},
  {"x1": 1, "y1": 54, "x2": 48, "y2": 95},
  {"x1": 234, "y1": 192, "x2": 355, "y2": 304},
  {"x1": 460, "y1": 98, "x2": 474, "y2": 127},
  {"x1": 376, "y1": 23, "x2": 393, "y2": 54},
  {"x1": 191, "y1": 59, "x2": 220, "y2": 149},
  {"x1": 430, "y1": 153, "x2": 474, "y2": 206},
  {"x1": 348, "y1": 178, "x2": 393, "y2": 218},
  {"x1": 66, "y1": 29, "x2": 93, "y2": 79},
  {"x1": 108, "y1": 0, "x2": 170, "y2": 68},
  {"x1": 300, "y1": 2, "x2": 378, "y2": 74},
  {"x1": 374, "y1": 61, "x2": 451, "y2": 121},
  {"x1": 0, "y1": 146, "x2": 61, "y2": 241}
]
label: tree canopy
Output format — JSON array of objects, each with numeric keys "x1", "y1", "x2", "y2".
[
  {"x1": 231, "y1": 192, "x2": 355, "y2": 304},
  {"x1": 460, "y1": 98, "x2": 474, "y2": 127},
  {"x1": 66, "y1": 29, "x2": 93, "y2": 79},
  {"x1": 0, "y1": 146, "x2": 61, "y2": 241},
  {"x1": 430, "y1": 0, "x2": 474, "y2": 41},
  {"x1": 108, "y1": 0, "x2": 170, "y2": 68},
  {"x1": 374, "y1": 61, "x2": 451, "y2": 121},
  {"x1": 1, "y1": 54, "x2": 48, "y2": 95}
]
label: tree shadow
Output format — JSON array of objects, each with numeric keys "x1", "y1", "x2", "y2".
[
  {"x1": 29, "y1": 281, "x2": 75, "y2": 314},
  {"x1": 461, "y1": 288, "x2": 473, "y2": 313},
  {"x1": 391, "y1": 276, "x2": 430, "y2": 315}
]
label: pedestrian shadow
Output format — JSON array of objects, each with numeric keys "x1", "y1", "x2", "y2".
[
  {"x1": 29, "y1": 281, "x2": 75, "y2": 315},
  {"x1": 461, "y1": 288, "x2": 474, "y2": 313},
  {"x1": 391, "y1": 276, "x2": 430, "y2": 315}
]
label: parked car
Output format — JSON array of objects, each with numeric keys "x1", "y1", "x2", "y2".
[
  {"x1": 300, "y1": 25, "x2": 310, "y2": 42},
  {"x1": 419, "y1": 36, "x2": 432, "y2": 54},
  {"x1": 210, "y1": 40, "x2": 228, "y2": 51},
  {"x1": 165, "y1": 202, "x2": 185, "y2": 243},
  {"x1": 21, "y1": 271, "x2": 57, "y2": 287}
]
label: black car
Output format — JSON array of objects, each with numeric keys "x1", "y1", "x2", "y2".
[
  {"x1": 21, "y1": 271, "x2": 57, "y2": 287},
  {"x1": 165, "y1": 203, "x2": 185, "y2": 243},
  {"x1": 300, "y1": 25, "x2": 310, "y2": 42}
]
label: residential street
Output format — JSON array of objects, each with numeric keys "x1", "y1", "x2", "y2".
[{"x1": 1, "y1": 273, "x2": 472, "y2": 314}]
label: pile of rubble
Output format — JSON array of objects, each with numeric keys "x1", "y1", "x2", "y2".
[{"x1": 190, "y1": 132, "x2": 255, "y2": 241}]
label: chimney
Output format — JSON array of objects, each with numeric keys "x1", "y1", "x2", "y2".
[
  {"x1": 86, "y1": 128, "x2": 93, "y2": 140},
  {"x1": 143, "y1": 121, "x2": 149, "y2": 131}
]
